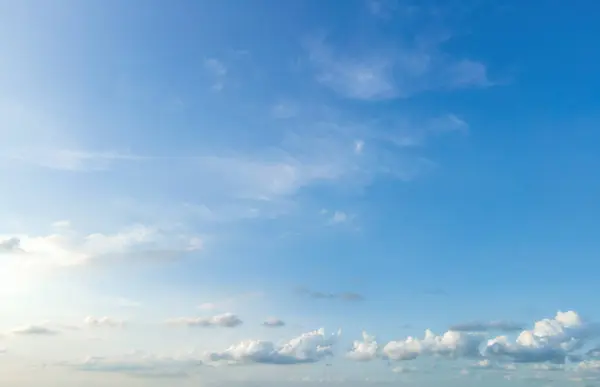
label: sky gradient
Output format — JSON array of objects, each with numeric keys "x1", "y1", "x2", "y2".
[{"x1": 1, "y1": 0, "x2": 600, "y2": 386}]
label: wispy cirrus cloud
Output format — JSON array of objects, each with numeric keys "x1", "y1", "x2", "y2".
[
  {"x1": 64, "y1": 352, "x2": 201, "y2": 378},
  {"x1": 0, "y1": 222, "x2": 202, "y2": 267},
  {"x1": 84, "y1": 316, "x2": 126, "y2": 328},
  {"x1": 305, "y1": 32, "x2": 493, "y2": 100},
  {"x1": 204, "y1": 58, "x2": 227, "y2": 91}
]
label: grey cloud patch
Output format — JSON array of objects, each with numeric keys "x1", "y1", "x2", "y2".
[
  {"x1": 167, "y1": 313, "x2": 243, "y2": 328},
  {"x1": 450, "y1": 321, "x2": 525, "y2": 333},
  {"x1": 12, "y1": 325, "x2": 60, "y2": 336},
  {"x1": 587, "y1": 347, "x2": 600, "y2": 358},
  {"x1": 296, "y1": 287, "x2": 364, "y2": 302},
  {"x1": 0, "y1": 237, "x2": 23, "y2": 253},
  {"x1": 263, "y1": 318, "x2": 286, "y2": 328}
]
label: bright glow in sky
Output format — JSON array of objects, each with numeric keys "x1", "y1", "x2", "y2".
[{"x1": 2, "y1": 0, "x2": 600, "y2": 386}]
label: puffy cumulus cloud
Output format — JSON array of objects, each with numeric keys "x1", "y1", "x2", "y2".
[
  {"x1": 84, "y1": 316, "x2": 126, "y2": 328},
  {"x1": 347, "y1": 331, "x2": 379, "y2": 361},
  {"x1": 262, "y1": 318, "x2": 285, "y2": 328},
  {"x1": 0, "y1": 223, "x2": 202, "y2": 266},
  {"x1": 483, "y1": 311, "x2": 600, "y2": 364},
  {"x1": 65, "y1": 352, "x2": 201, "y2": 378},
  {"x1": 205, "y1": 328, "x2": 341, "y2": 365},
  {"x1": 167, "y1": 313, "x2": 242, "y2": 328},
  {"x1": 382, "y1": 329, "x2": 484, "y2": 361},
  {"x1": 449, "y1": 321, "x2": 524, "y2": 333},
  {"x1": 12, "y1": 324, "x2": 59, "y2": 336}
]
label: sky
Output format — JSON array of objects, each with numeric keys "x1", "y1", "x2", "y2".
[{"x1": 1, "y1": 0, "x2": 600, "y2": 386}]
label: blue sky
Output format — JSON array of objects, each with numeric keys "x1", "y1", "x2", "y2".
[{"x1": 1, "y1": 0, "x2": 600, "y2": 386}]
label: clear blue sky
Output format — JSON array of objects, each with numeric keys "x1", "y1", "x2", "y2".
[{"x1": 1, "y1": 0, "x2": 600, "y2": 386}]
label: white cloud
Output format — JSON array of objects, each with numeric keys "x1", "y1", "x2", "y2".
[
  {"x1": 205, "y1": 328, "x2": 341, "y2": 365},
  {"x1": 0, "y1": 223, "x2": 202, "y2": 267},
  {"x1": 167, "y1": 313, "x2": 243, "y2": 328},
  {"x1": 347, "y1": 331, "x2": 379, "y2": 361},
  {"x1": 307, "y1": 39, "x2": 395, "y2": 100},
  {"x1": 84, "y1": 316, "x2": 126, "y2": 328},
  {"x1": 263, "y1": 317, "x2": 286, "y2": 328},
  {"x1": 382, "y1": 329, "x2": 484, "y2": 361},
  {"x1": 330, "y1": 211, "x2": 349, "y2": 224},
  {"x1": 306, "y1": 35, "x2": 492, "y2": 100},
  {"x1": 483, "y1": 311, "x2": 600, "y2": 364},
  {"x1": 354, "y1": 140, "x2": 365, "y2": 154}
]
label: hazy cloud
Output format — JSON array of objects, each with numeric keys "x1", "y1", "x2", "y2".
[
  {"x1": 297, "y1": 287, "x2": 364, "y2": 302},
  {"x1": 450, "y1": 321, "x2": 525, "y2": 333}
]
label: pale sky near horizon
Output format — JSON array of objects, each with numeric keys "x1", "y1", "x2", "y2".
[{"x1": 2, "y1": 0, "x2": 600, "y2": 386}]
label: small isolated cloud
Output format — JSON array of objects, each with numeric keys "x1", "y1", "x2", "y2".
[
  {"x1": 354, "y1": 140, "x2": 365, "y2": 154},
  {"x1": 262, "y1": 318, "x2": 285, "y2": 328},
  {"x1": 330, "y1": 211, "x2": 349, "y2": 224},
  {"x1": 297, "y1": 287, "x2": 364, "y2": 302},
  {"x1": 167, "y1": 313, "x2": 242, "y2": 328},
  {"x1": 12, "y1": 324, "x2": 59, "y2": 336},
  {"x1": 84, "y1": 316, "x2": 126, "y2": 328},
  {"x1": 205, "y1": 328, "x2": 340, "y2": 365},
  {"x1": 449, "y1": 321, "x2": 525, "y2": 333},
  {"x1": 66, "y1": 352, "x2": 201, "y2": 378},
  {"x1": 204, "y1": 58, "x2": 227, "y2": 91},
  {"x1": 347, "y1": 331, "x2": 379, "y2": 361}
]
